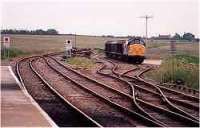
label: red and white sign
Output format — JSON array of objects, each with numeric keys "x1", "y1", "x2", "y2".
[{"x1": 3, "y1": 36, "x2": 10, "y2": 48}]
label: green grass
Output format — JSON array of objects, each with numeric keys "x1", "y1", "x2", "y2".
[
  {"x1": 1, "y1": 48, "x2": 28, "y2": 59},
  {"x1": 145, "y1": 54, "x2": 199, "y2": 89},
  {"x1": 174, "y1": 54, "x2": 199, "y2": 64},
  {"x1": 66, "y1": 57, "x2": 95, "y2": 69},
  {"x1": 146, "y1": 43, "x2": 168, "y2": 48}
]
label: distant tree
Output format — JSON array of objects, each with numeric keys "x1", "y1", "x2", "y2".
[
  {"x1": 1, "y1": 29, "x2": 59, "y2": 35},
  {"x1": 183, "y1": 32, "x2": 195, "y2": 41},
  {"x1": 35, "y1": 29, "x2": 45, "y2": 35},
  {"x1": 173, "y1": 33, "x2": 181, "y2": 40},
  {"x1": 194, "y1": 38, "x2": 199, "y2": 42},
  {"x1": 46, "y1": 29, "x2": 58, "y2": 35},
  {"x1": 106, "y1": 35, "x2": 114, "y2": 38}
]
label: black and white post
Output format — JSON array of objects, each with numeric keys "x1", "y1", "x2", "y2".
[{"x1": 65, "y1": 40, "x2": 72, "y2": 58}]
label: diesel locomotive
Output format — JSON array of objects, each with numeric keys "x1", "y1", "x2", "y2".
[{"x1": 105, "y1": 37, "x2": 146, "y2": 64}]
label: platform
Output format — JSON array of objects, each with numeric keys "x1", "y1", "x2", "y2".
[
  {"x1": 1, "y1": 66, "x2": 57, "y2": 127},
  {"x1": 143, "y1": 59, "x2": 162, "y2": 65}
]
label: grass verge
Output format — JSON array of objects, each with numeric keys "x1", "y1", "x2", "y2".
[
  {"x1": 145, "y1": 54, "x2": 199, "y2": 89},
  {"x1": 66, "y1": 57, "x2": 95, "y2": 69},
  {"x1": 1, "y1": 48, "x2": 28, "y2": 59},
  {"x1": 174, "y1": 54, "x2": 199, "y2": 64}
]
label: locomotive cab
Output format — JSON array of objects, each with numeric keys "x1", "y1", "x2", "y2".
[
  {"x1": 127, "y1": 37, "x2": 145, "y2": 63},
  {"x1": 128, "y1": 38, "x2": 145, "y2": 55}
]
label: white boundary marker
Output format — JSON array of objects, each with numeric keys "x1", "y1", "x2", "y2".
[{"x1": 7, "y1": 66, "x2": 58, "y2": 128}]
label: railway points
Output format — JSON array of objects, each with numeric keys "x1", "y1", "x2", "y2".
[{"x1": 93, "y1": 58, "x2": 199, "y2": 126}]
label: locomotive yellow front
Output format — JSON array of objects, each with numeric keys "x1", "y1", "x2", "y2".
[{"x1": 128, "y1": 44, "x2": 145, "y2": 56}]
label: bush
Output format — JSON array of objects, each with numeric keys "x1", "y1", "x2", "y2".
[
  {"x1": 174, "y1": 54, "x2": 199, "y2": 64},
  {"x1": 1, "y1": 48, "x2": 27, "y2": 59},
  {"x1": 145, "y1": 55, "x2": 199, "y2": 89}
]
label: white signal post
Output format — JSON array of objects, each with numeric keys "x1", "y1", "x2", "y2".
[{"x1": 65, "y1": 40, "x2": 72, "y2": 58}]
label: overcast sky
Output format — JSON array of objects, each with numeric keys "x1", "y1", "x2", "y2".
[{"x1": 1, "y1": 0, "x2": 199, "y2": 37}]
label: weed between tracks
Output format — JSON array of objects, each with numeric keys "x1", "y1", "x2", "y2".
[
  {"x1": 94, "y1": 48, "x2": 104, "y2": 53},
  {"x1": 66, "y1": 57, "x2": 95, "y2": 69},
  {"x1": 145, "y1": 54, "x2": 199, "y2": 89}
]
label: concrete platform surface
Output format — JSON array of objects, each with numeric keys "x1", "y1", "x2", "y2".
[
  {"x1": 143, "y1": 59, "x2": 162, "y2": 65},
  {"x1": 1, "y1": 66, "x2": 57, "y2": 127}
]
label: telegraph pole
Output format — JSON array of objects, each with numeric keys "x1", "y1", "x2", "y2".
[{"x1": 139, "y1": 15, "x2": 153, "y2": 42}]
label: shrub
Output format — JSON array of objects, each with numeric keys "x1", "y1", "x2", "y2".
[
  {"x1": 174, "y1": 54, "x2": 199, "y2": 64},
  {"x1": 1, "y1": 48, "x2": 27, "y2": 59},
  {"x1": 145, "y1": 55, "x2": 199, "y2": 89}
]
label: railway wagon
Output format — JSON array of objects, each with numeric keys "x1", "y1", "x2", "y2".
[{"x1": 105, "y1": 37, "x2": 146, "y2": 64}]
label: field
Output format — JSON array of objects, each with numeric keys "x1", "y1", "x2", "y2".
[
  {"x1": 1, "y1": 34, "x2": 198, "y2": 59},
  {"x1": 145, "y1": 41, "x2": 199, "y2": 59},
  {"x1": 1, "y1": 34, "x2": 121, "y2": 54}
]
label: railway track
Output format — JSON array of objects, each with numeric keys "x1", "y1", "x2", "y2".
[
  {"x1": 93, "y1": 57, "x2": 199, "y2": 126},
  {"x1": 124, "y1": 66, "x2": 199, "y2": 96},
  {"x1": 100, "y1": 57, "x2": 199, "y2": 104},
  {"x1": 47, "y1": 56, "x2": 176, "y2": 126},
  {"x1": 136, "y1": 66, "x2": 199, "y2": 99},
  {"x1": 49, "y1": 53, "x2": 199, "y2": 127},
  {"x1": 14, "y1": 52, "x2": 199, "y2": 127},
  {"x1": 120, "y1": 64, "x2": 199, "y2": 99},
  {"x1": 17, "y1": 57, "x2": 160, "y2": 126},
  {"x1": 117, "y1": 66, "x2": 199, "y2": 101},
  {"x1": 119, "y1": 60, "x2": 198, "y2": 120},
  {"x1": 160, "y1": 83, "x2": 199, "y2": 96},
  {"x1": 117, "y1": 64, "x2": 199, "y2": 120},
  {"x1": 102, "y1": 55, "x2": 199, "y2": 97},
  {"x1": 40, "y1": 55, "x2": 161, "y2": 126},
  {"x1": 16, "y1": 56, "x2": 101, "y2": 127}
]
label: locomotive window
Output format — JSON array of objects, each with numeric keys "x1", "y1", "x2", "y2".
[
  {"x1": 140, "y1": 40, "x2": 146, "y2": 46},
  {"x1": 134, "y1": 39, "x2": 145, "y2": 46},
  {"x1": 128, "y1": 39, "x2": 145, "y2": 46},
  {"x1": 134, "y1": 39, "x2": 140, "y2": 44}
]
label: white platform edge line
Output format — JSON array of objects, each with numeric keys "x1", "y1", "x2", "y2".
[{"x1": 8, "y1": 66, "x2": 58, "y2": 128}]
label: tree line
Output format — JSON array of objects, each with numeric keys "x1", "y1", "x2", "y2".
[
  {"x1": 1, "y1": 29, "x2": 59, "y2": 35},
  {"x1": 172, "y1": 32, "x2": 197, "y2": 41},
  {"x1": 1, "y1": 29, "x2": 198, "y2": 42}
]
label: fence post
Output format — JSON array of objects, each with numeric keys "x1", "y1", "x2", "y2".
[{"x1": 170, "y1": 40, "x2": 176, "y2": 83}]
